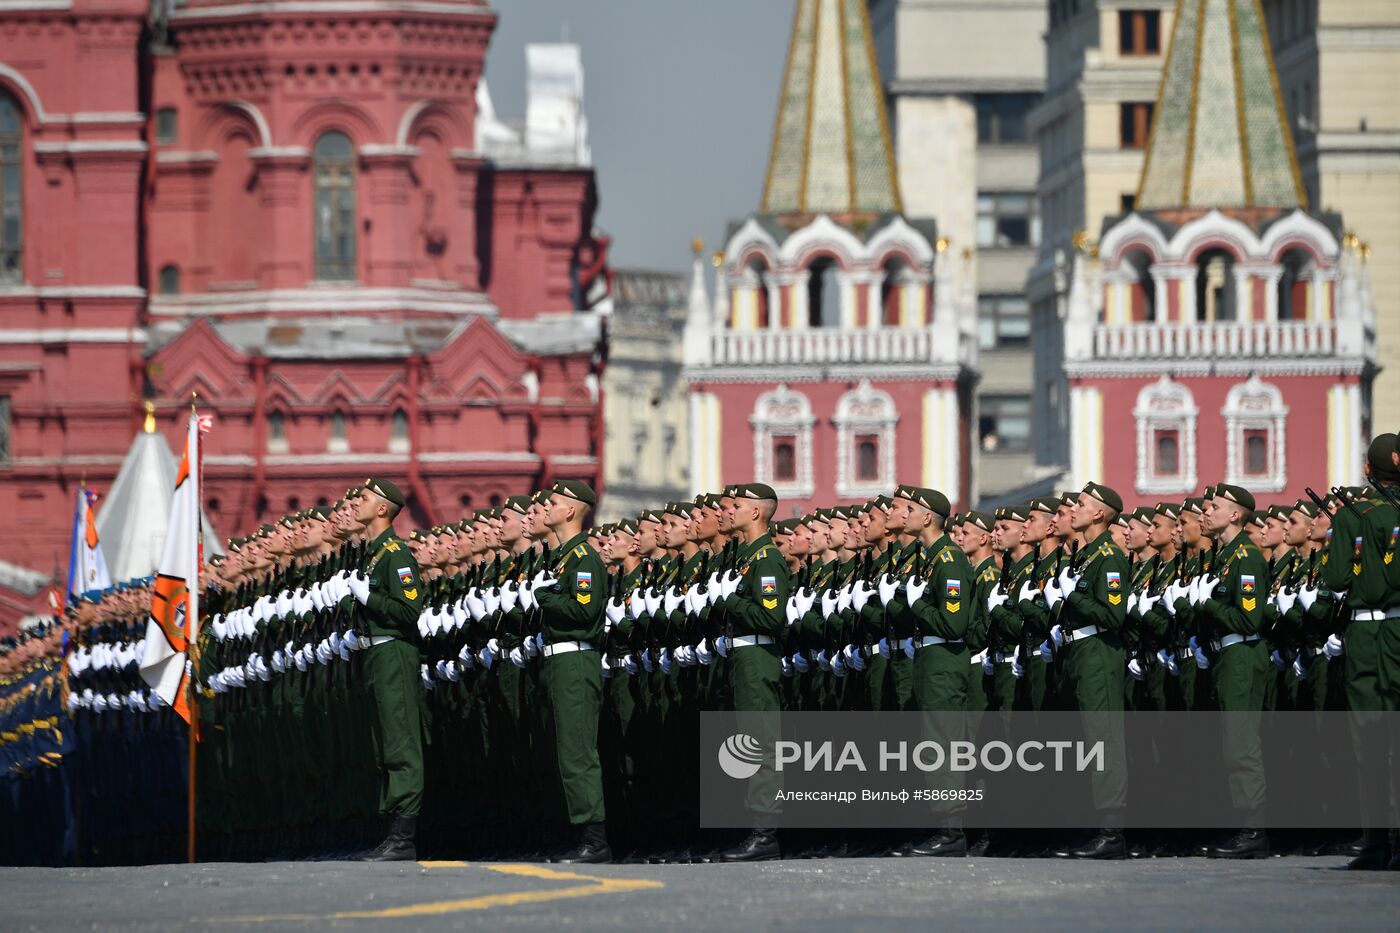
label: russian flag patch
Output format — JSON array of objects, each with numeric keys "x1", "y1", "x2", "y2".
[{"x1": 577, "y1": 571, "x2": 592, "y2": 591}]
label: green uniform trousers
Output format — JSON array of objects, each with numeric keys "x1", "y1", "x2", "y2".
[
  {"x1": 543, "y1": 648, "x2": 606, "y2": 827},
  {"x1": 365, "y1": 638, "x2": 425, "y2": 818}
]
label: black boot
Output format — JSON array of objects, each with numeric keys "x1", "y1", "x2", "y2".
[
  {"x1": 1206, "y1": 829, "x2": 1269, "y2": 860},
  {"x1": 553, "y1": 823, "x2": 612, "y2": 864},
  {"x1": 359, "y1": 816, "x2": 417, "y2": 862},
  {"x1": 1058, "y1": 830, "x2": 1127, "y2": 860},
  {"x1": 1347, "y1": 831, "x2": 1390, "y2": 870},
  {"x1": 908, "y1": 829, "x2": 967, "y2": 857},
  {"x1": 720, "y1": 829, "x2": 780, "y2": 862}
]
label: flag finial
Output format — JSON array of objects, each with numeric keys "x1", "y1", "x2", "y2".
[{"x1": 143, "y1": 400, "x2": 156, "y2": 434}]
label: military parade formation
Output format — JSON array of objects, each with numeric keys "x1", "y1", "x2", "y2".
[{"x1": 3, "y1": 434, "x2": 1400, "y2": 870}]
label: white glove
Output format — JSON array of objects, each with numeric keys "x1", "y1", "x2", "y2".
[
  {"x1": 1164, "y1": 580, "x2": 1187, "y2": 615},
  {"x1": 478, "y1": 640, "x2": 498, "y2": 670},
  {"x1": 1043, "y1": 575, "x2": 1064, "y2": 610},
  {"x1": 706, "y1": 575, "x2": 724, "y2": 606},
  {"x1": 821, "y1": 590, "x2": 841, "y2": 619},
  {"x1": 791, "y1": 651, "x2": 810, "y2": 674},
  {"x1": 987, "y1": 589, "x2": 1009, "y2": 613},
  {"x1": 1050, "y1": 624, "x2": 1066, "y2": 648},
  {"x1": 816, "y1": 649, "x2": 831, "y2": 671},
  {"x1": 640, "y1": 648, "x2": 654, "y2": 673},
  {"x1": 977, "y1": 649, "x2": 993, "y2": 676},
  {"x1": 1128, "y1": 657, "x2": 1145, "y2": 681},
  {"x1": 483, "y1": 588, "x2": 501, "y2": 616},
  {"x1": 1275, "y1": 587, "x2": 1297, "y2": 615},
  {"x1": 1297, "y1": 585, "x2": 1318, "y2": 611},
  {"x1": 836, "y1": 586, "x2": 853, "y2": 613},
  {"x1": 1156, "y1": 648, "x2": 1172, "y2": 669},
  {"x1": 1139, "y1": 592, "x2": 1159, "y2": 615},
  {"x1": 785, "y1": 595, "x2": 801, "y2": 626},
  {"x1": 1323, "y1": 633, "x2": 1344, "y2": 658},
  {"x1": 499, "y1": 581, "x2": 520, "y2": 614},
  {"x1": 606, "y1": 597, "x2": 627, "y2": 626},
  {"x1": 1166, "y1": 651, "x2": 1179, "y2": 676},
  {"x1": 1038, "y1": 640, "x2": 1053, "y2": 664},
  {"x1": 659, "y1": 648, "x2": 673, "y2": 675},
  {"x1": 685, "y1": 586, "x2": 706, "y2": 617},
  {"x1": 878, "y1": 574, "x2": 901, "y2": 608},
  {"x1": 1017, "y1": 579, "x2": 1039, "y2": 605},
  {"x1": 1270, "y1": 649, "x2": 1286, "y2": 672},
  {"x1": 905, "y1": 578, "x2": 928, "y2": 606},
  {"x1": 831, "y1": 652, "x2": 846, "y2": 677},
  {"x1": 1186, "y1": 577, "x2": 1201, "y2": 606},
  {"x1": 781, "y1": 656, "x2": 793, "y2": 678},
  {"x1": 644, "y1": 588, "x2": 663, "y2": 617},
  {"x1": 518, "y1": 582, "x2": 537, "y2": 613},
  {"x1": 696, "y1": 640, "x2": 713, "y2": 666},
  {"x1": 1197, "y1": 575, "x2": 1220, "y2": 606},
  {"x1": 795, "y1": 588, "x2": 817, "y2": 616},
  {"x1": 877, "y1": 637, "x2": 891, "y2": 660},
  {"x1": 509, "y1": 646, "x2": 527, "y2": 669},
  {"x1": 1190, "y1": 635, "x2": 1210, "y2": 669},
  {"x1": 523, "y1": 633, "x2": 541, "y2": 658},
  {"x1": 852, "y1": 581, "x2": 875, "y2": 613},
  {"x1": 1126, "y1": 593, "x2": 1139, "y2": 615},
  {"x1": 843, "y1": 644, "x2": 866, "y2": 672},
  {"x1": 720, "y1": 571, "x2": 742, "y2": 599},
  {"x1": 714, "y1": 635, "x2": 730, "y2": 658},
  {"x1": 1292, "y1": 654, "x2": 1308, "y2": 682},
  {"x1": 348, "y1": 572, "x2": 370, "y2": 605},
  {"x1": 1011, "y1": 646, "x2": 1025, "y2": 679},
  {"x1": 629, "y1": 591, "x2": 647, "y2": 620},
  {"x1": 664, "y1": 586, "x2": 685, "y2": 617},
  {"x1": 421, "y1": 664, "x2": 435, "y2": 690},
  {"x1": 1059, "y1": 567, "x2": 1081, "y2": 595}
]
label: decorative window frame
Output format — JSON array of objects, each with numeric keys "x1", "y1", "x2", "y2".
[
  {"x1": 1133, "y1": 375, "x2": 1198, "y2": 494},
  {"x1": 750, "y1": 383, "x2": 815, "y2": 499},
  {"x1": 833, "y1": 379, "x2": 898, "y2": 499},
  {"x1": 1222, "y1": 374, "x2": 1288, "y2": 492}
]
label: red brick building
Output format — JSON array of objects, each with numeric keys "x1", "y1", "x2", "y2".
[{"x1": 0, "y1": 0, "x2": 608, "y2": 629}]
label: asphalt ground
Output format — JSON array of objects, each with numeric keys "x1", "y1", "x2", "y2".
[{"x1": 2, "y1": 854, "x2": 1398, "y2": 933}]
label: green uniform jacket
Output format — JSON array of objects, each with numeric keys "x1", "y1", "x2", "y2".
[
  {"x1": 363, "y1": 529, "x2": 425, "y2": 639},
  {"x1": 536, "y1": 531, "x2": 607, "y2": 644},
  {"x1": 1200, "y1": 531, "x2": 1268, "y2": 638},
  {"x1": 723, "y1": 532, "x2": 790, "y2": 639},
  {"x1": 1062, "y1": 531, "x2": 1130, "y2": 635},
  {"x1": 910, "y1": 534, "x2": 975, "y2": 641}
]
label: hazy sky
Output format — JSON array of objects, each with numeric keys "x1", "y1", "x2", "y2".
[{"x1": 484, "y1": 1, "x2": 794, "y2": 275}]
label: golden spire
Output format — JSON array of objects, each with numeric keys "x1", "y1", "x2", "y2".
[{"x1": 143, "y1": 400, "x2": 156, "y2": 434}]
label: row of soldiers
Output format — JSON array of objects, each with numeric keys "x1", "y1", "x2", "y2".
[{"x1": 3, "y1": 433, "x2": 1398, "y2": 867}]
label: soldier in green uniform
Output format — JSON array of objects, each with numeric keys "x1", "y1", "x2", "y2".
[
  {"x1": 350, "y1": 477, "x2": 426, "y2": 862},
  {"x1": 715, "y1": 482, "x2": 789, "y2": 862},
  {"x1": 1191, "y1": 483, "x2": 1270, "y2": 859},
  {"x1": 529, "y1": 480, "x2": 610, "y2": 863},
  {"x1": 1050, "y1": 483, "x2": 1130, "y2": 860}
]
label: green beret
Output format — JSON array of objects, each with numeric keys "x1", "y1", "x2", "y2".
[
  {"x1": 308, "y1": 505, "x2": 333, "y2": 522},
  {"x1": 1029, "y1": 497, "x2": 1059, "y2": 515},
  {"x1": 1293, "y1": 500, "x2": 1319, "y2": 519},
  {"x1": 1367, "y1": 433, "x2": 1399, "y2": 480},
  {"x1": 504, "y1": 495, "x2": 532, "y2": 515},
  {"x1": 1182, "y1": 497, "x2": 1205, "y2": 515},
  {"x1": 1129, "y1": 507, "x2": 1156, "y2": 526},
  {"x1": 638, "y1": 509, "x2": 665, "y2": 525},
  {"x1": 948, "y1": 511, "x2": 965, "y2": 527},
  {"x1": 664, "y1": 501, "x2": 693, "y2": 517},
  {"x1": 1058, "y1": 492, "x2": 1078, "y2": 507},
  {"x1": 364, "y1": 476, "x2": 406, "y2": 507},
  {"x1": 615, "y1": 518, "x2": 639, "y2": 535},
  {"x1": 1247, "y1": 510, "x2": 1268, "y2": 528},
  {"x1": 869, "y1": 495, "x2": 894, "y2": 512},
  {"x1": 1266, "y1": 504, "x2": 1295, "y2": 521},
  {"x1": 1215, "y1": 483, "x2": 1255, "y2": 512},
  {"x1": 1155, "y1": 501, "x2": 1181, "y2": 520},
  {"x1": 729, "y1": 482, "x2": 778, "y2": 501},
  {"x1": 964, "y1": 511, "x2": 995, "y2": 532},
  {"x1": 550, "y1": 479, "x2": 596, "y2": 506},
  {"x1": 772, "y1": 519, "x2": 795, "y2": 536},
  {"x1": 893, "y1": 485, "x2": 951, "y2": 517},
  {"x1": 1082, "y1": 482, "x2": 1123, "y2": 514},
  {"x1": 1003, "y1": 503, "x2": 1031, "y2": 522}
]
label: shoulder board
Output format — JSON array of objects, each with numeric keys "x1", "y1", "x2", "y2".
[
  {"x1": 752, "y1": 547, "x2": 770, "y2": 561},
  {"x1": 383, "y1": 539, "x2": 401, "y2": 553},
  {"x1": 573, "y1": 544, "x2": 588, "y2": 558},
  {"x1": 1097, "y1": 543, "x2": 1115, "y2": 558},
  {"x1": 937, "y1": 546, "x2": 955, "y2": 564}
]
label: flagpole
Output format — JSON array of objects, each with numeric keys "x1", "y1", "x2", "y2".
[{"x1": 186, "y1": 395, "x2": 201, "y2": 864}]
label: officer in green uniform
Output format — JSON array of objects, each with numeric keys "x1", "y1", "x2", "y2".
[
  {"x1": 351, "y1": 477, "x2": 426, "y2": 862},
  {"x1": 531, "y1": 479, "x2": 611, "y2": 863},
  {"x1": 1050, "y1": 482, "x2": 1131, "y2": 860},
  {"x1": 1190, "y1": 483, "x2": 1271, "y2": 858},
  {"x1": 715, "y1": 482, "x2": 789, "y2": 862}
]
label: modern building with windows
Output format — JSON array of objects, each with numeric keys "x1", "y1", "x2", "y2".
[
  {"x1": 870, "y1": 0, "x2": 1045, "y2": 501},
  {"x1": 1040, "y1": 0, "x2": 1375, "y2": 501},
  {"x1": 0, "y1": 0, "x2": 610, "y2": 611},
  {"x1": 683, "y1": 0, "x2": 977, "y2": 514}
]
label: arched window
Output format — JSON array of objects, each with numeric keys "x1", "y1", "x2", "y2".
[
  {"x1": 328, "y1": 410, "x2": 349, "y2": 452},
  {"x1": 158, "y1": 265, "x2": 181, "y2": 296},
  {"x1": 880, "y1": 258, "x2": 909, "y2": 326},
  {"x1": 266, "y1": 410, "x2": 288, "y2": 453},
  {"x1": 806, "y1": 256, "x2": 841, "y2": 328},
  {"x1": 748, "y1": 259, "x2": 770, "y2": 329},
  {"x1": 1223, "y1": 375, "x2": 1288, "y2": 491},
  {"x1": 1195, "y1": 248, "x2": 1237, "y2": 322},
  {"x1": 1122, "y1": 248, "x2": 1156, "y2": 322},
  {"x1": 751, "y1": 383, "x2": 814, "y2": 497},
  {"x1": 313, "y1": 131, "x2": 357, "y2": 280},
  {"x1": 1133, "y1": 375, "x2": 1197, "y2": 494},
  {"x1": 0, "y1": 95, "x2": 22, "y2": 284},
  {"x1": 1277, "y1": 248, "x2": 1313, "y2": 321},
  {"x1": 834, "y1": 379, "x2": 898, "y2": 498},
  {"x1": 389, "y1": 408, "x2": 409, "y2": 453}
]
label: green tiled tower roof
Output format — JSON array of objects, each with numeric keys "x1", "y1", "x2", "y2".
[
  {"x1": 762, "y1": 0, "x2": 902, "y2": 216},
  {"x1": 1137, "y1": 0, "x2": 1307, "y2": 211}
]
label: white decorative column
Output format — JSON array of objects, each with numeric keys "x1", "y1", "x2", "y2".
[
  {"x1": 921, "y1": 387, "x2": 960, "y2": 500},
  {"x1": 1153, "y1": 267, "x2": 1170, "y2": 323},
  {"x1": 688, "y1": 390, "x2": 722, "y2": 495},
  {"x1": 1327, "y1": 382, "x2": 1363, "y2": 488},
  {"x1": 1233, "y1": 266, "x2": 1254, "y2": 323},
  {"x1": 1069, "y1": 384, "x2": 1104, "y2": 490},
  {"x1": 782, "y1": 270, "x2": 808, "y2": 331},
  {"x1": 1259, "y1": 264, "x2": 1283, "y2": 322},
  {"x1": 904, "y1": 272, "x2": 930, "y2": 327}
]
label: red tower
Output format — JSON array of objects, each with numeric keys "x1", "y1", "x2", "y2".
[{"x1": 0, "y1": 0, "x2": 608, "y2": 630}]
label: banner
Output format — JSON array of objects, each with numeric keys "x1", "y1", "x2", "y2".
[{"x1": 66, "y1": 485, "x2": 111, "y2": 601}]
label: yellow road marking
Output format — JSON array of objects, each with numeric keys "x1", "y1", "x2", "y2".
[{"x1": 207, "y1": 862, "x2": 662, "y2": 923}]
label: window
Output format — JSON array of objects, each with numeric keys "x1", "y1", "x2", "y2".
[
  {"x1": 1196, "y1": 249, "x2": 1237, "y2": 322},
  {"x1": 0, "y1": 395, "x2": 9, "y2": 463},
  {"x1": 266, "y1": 410, "x2": 287, "y2": 454},
  {"x1": 156, "y1": 108, "x2": 178, "y2": 144},
  {"x1": 855, "y1": 436, "x2": 879, "y2": 481},
  {"x1": 977, "y1": 295, "x2": 1031, "y2": 349},
  {"x1": 978, "y1": 395, "x2": 1030, "y2": 453},
  {"x1": 977, "y1": 192, "x2": 1038, "y2": 248},
  {"x1": 806, "y1": 256, "x2": 841, "y2": 328},
  {"x1": 751, "y1": 383, "x2": 815, "y2": 498},
  {"x1": 1120, "y1": 102, "x2": 1154, "y2": 149},
  {"x1": 158, "y1": 265, "x2": 180, "y2": 296},
  {"x1": 313, "y1": 131, "x2": 357, "y2": 280},
  {"x1": 880, "y1": 258, "x2": 908, "y2": 326},
  {"x1": 1277, "y1": 248, "x2": 1313, "y2": 320},
  {"x1": 975, "y1": 93, "x2": 1040, "y2": 144},
  {"x1": 1154, "y1": 430, "x2": 1179, "y2": 475},
  {"x1": 328, "y1": 410, "x2": 348, "y2": 453},
  {"x1": 0, "y1": 95, "x2": 21, "y2": 284},
  {"x1": 389, "y1": 408, "x2": 409, "y2": 452},
  {"x1": 1223, "y1": 375, "x2": 1288, "y2": 491},
  {"x1": 1119, "y1": 10, "x2": 1161, "y2": 55},
  {"x1": 747, "y1": 259, "x2": 770, "y2": 329},
  {"x1": 1133, "y1": 375, "x2": 1198, "y2": 494},
  {"x1": 773, "y1": 439, "x2": 796, "y2": 481}
]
